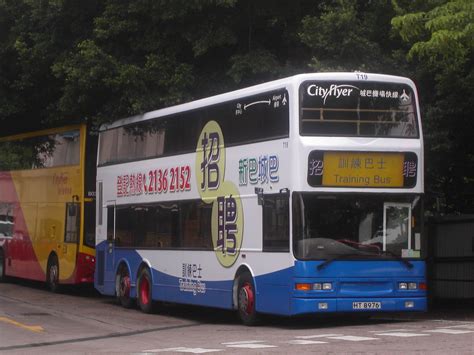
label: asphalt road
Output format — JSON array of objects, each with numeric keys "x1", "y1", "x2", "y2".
[{"x1": 0, "y1": 279, "x2": 473, "y2": 354}]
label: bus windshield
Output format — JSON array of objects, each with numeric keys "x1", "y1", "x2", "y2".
[
  {"x1": 292, "y1": 193, "x2": 422, "y2": 260},
  {"x1": 300, "y1": 81, "x2": 419, "y2": 138}
]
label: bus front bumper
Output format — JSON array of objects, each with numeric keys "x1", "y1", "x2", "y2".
[{"x1": 290, "y1": 297, "x2": 427, "y2": 315}]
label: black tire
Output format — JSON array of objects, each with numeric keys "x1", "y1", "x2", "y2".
[
  {"x1": 115, "y1": 266, "x2": 134, "y2": 308},
  {"x1": 46, "y1": 255, "x2": 60, "y2": 293},
  {"x1": 137, "y1": 267, "x2": 154, "y2": 314},
  {"x1": 0, "y1": 249, "x2": 7, "y2": 282},
  {"x1": 237, "y1": 272, "x2": 260, "y2": 326}
]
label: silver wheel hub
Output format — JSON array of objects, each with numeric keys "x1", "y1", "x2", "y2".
[
  {"x1": 50, "y1": 265, "x2": 58, "y2": 284},
  {"x1": 239, "y1": 288, "x2": 249, "y2": 313}
]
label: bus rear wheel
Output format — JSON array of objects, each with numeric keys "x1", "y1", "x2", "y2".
[
  {"x1": 47, "y1": 255, "x2": 60, "y2": 293},
  {"x1": 137, "y1": 267, "x2": 154, "y2": 313},
  {"x1": 116, "y1": 267, "x2": 133, "y2": 308},
  {"x1": 237, "y1": 273, "x2": 259, "y2": 326}
]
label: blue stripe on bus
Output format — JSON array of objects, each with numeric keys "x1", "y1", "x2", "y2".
[
  {"x1": 151, "y1": 268, "x2": 234, "y2": 309},
  {"x1": 95, "y1": 242, "x2": 426, "y2": 315}
]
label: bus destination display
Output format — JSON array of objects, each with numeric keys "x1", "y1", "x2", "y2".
[{"x1": 307, "y1": 150, "x2": 417, "y2": 188}]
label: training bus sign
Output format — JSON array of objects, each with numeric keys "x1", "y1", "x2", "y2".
[{"x1": 307, "y1": 150, "x2": 418, "y2": 188}]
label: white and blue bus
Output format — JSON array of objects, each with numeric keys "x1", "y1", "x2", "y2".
[{"x1": 94, "y1": 73, "x2": 426, "y2": 325}]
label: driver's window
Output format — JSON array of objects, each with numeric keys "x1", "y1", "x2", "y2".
[{"x1": 383, "y1": 203, "x2": 411, "y2": 255}]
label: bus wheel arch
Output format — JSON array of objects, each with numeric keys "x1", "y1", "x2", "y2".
[
  {"x1": 46, "y1": 253, "x2": 60, "y2": 292},
  {"x1": 233, "y1": 266, "x2": 260, "y2": 326},
  {"x1": 137, "y1": 263, "x2": 154, "y2": 313},
  {"x1": 115, "y1": 262, "x2": 133, "y2": 308}
]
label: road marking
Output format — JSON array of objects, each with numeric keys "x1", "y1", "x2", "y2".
[
  {"x1": 369, "y1": 329, "x2": 409, "y2": 333},
  {"x1": 0, "y1": 316, "x2": 44, "y2": 333},
  {"x1": 327, "y1": 335, "x2": 379, "y2": 341},
  {"x1": 375, "y1": 332, "x2": 430, "y2": 337},
  {"x1": 295, "y1": 334, "x2": 344, "y2": 339},
  {"x1": 221, "y1": 340, "x2": 264, "y2": 345},
  {"x1": 436, "y1": 324, "x2": 474, "y2": 330},
  {"x1": 143, "y1": 347, "x2": 221, "y2": 353},
  {"x1": 425, "y1": 329, "x2": 474, "y2": 335},
  {"x1": 287, "y1": 340, "x2": 328, "y2": 345},
  {"x1": 225, "y1": 343, "x2": 277, "y2": 349},
  {"x1": 222, "y1": 340, "x2": 276, "y2": 349}
]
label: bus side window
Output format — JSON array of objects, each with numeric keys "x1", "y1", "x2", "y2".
[
  {"x1": 0, "y1": 203, "x2": 14, "y2": 238},
  {"x1": 106, "y1": 206, "x2": 114, "y2": 242},
  {"x1": 262, "y1": 193, "x2": 290, "y2": 252}
]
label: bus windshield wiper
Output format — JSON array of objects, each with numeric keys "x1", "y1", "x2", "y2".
[
  {"x1": 382, "y1": 250, "x2": 414, "y2": 269},
  {"x1": 317, "y1": 253, "x2": 367, "y2": 271}
]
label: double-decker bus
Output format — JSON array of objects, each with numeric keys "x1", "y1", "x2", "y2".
[
  {"x1": 0, "y1": 123, "x2": 96, "y2": 291},
  {"x1": 95, "y1": 72, "x2": 426, "y2": 324}
]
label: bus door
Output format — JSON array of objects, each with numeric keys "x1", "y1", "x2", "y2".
[
  {"x1": 105, "y1": 201, "x2": 116, "y2": 283},
  {"x1": 64, "y1": 201, "x2": 80, "y2": 276}
]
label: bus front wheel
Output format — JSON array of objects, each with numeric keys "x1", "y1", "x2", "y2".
[
  {"x1": 237, "y1": 273, "x2": 259, "y2": 326},
  {"x1": 137, "y1": 267, "x2": 154, "y2": 313},
  {"x1": 116, "y1": 267, "x2": 133, "y2": 308},
  {"x1": 47, "y1": 255, "x2": 60, "y2": 293}
]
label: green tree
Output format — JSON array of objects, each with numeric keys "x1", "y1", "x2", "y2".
[
  {"x1": 299, "y1": 0, "x2": 401, "y2": 73},
  {"x1": 47, "y1": 0, "x2": 323, "y2": 126},
  {"x1": 392, "y1": 0, "x2": 474, "y2": 213},
  {"x1": 0, "y1": 0, "x2": 103, "y2": 133}
]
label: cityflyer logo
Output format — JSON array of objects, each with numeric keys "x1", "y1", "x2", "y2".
[{"x1": 307, "y1": 84, "x2": 360, "y2": 104}]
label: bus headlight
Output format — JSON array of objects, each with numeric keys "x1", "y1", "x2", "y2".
[
  {"x1": 322, "y1": 283, "x2": 333, "y2": 290},
  {"x1": 399, "y1": 282, "x2": 419, "y2": 290},
  {"x1": 315, "y1": 282, "x2": 333, "y2": 290}
]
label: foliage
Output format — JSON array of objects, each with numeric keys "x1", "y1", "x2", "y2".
[
  {"x1": 392, "y1": 0, "x2": 474, "y2": 213},
  {"x1": 299, "y1": 0, "x2": 400, "y2": 73},
  {"x1": 0, "y1": 0, "x2": 472, "y2": 213}
]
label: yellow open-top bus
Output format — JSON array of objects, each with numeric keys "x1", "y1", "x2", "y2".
[{"x1": 0, "y1": 123, "x2": 96, "y2": 291}]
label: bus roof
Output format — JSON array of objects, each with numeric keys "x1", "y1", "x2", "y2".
[{"x1": 100, "y1": 72, "x2": 416, "y2": 131}]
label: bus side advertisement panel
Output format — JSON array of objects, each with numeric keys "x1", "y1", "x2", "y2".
[{"x1": 0, "y1": 171, "x2": 44, "y2": 280}]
